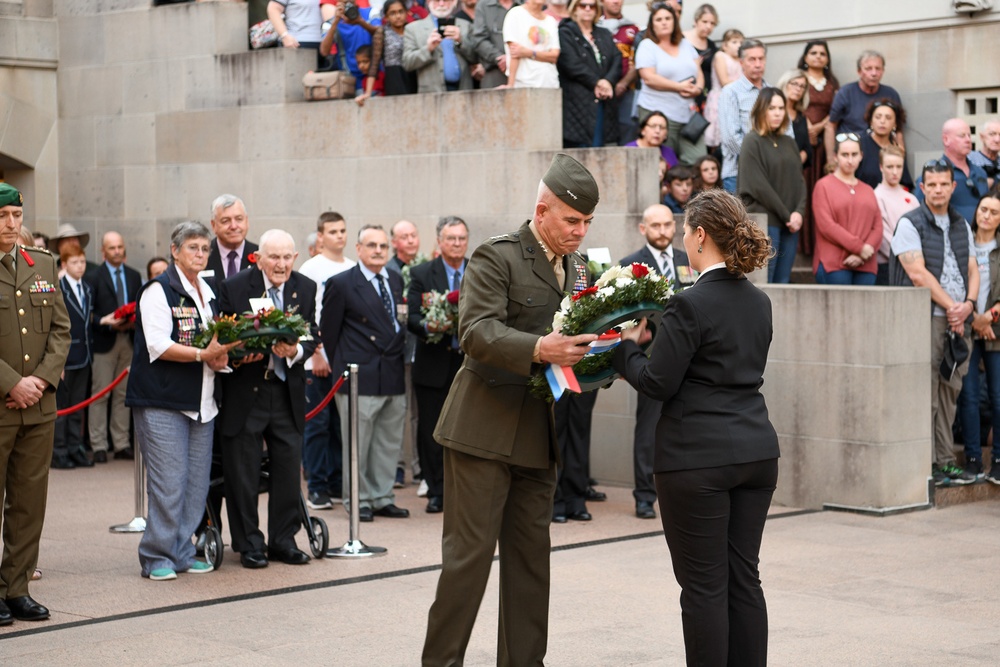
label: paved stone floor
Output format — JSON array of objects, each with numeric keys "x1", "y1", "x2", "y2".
[{"x1": 1, "y1": 460, "x2": 998, "y2": 665}]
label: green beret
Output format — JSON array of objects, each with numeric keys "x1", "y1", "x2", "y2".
[
  {"x1": 542, "y1": 154, "x2": 600, "y2": 215},
  {"x1": 0, "y1": 183, "x2": 23, "y2": 208}
]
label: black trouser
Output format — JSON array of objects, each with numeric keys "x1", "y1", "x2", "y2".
[
  {"x1": 553, "y1": 389, "x2": 598, "y2": 516},
  {"x1": 54, "y1": 366, "x2": 90, "y2": 459},
  {"x1": 655, "y1": 458, "x2": 778, "y2": 667},
  {"x1": 633, "y1": 392, "x2": 661, "y2": 504},
  {"x1": 414, "y1": 351, "x2": 463, "y2": 500},
  {"x1": 222, "y1": 381, "x2": 303, "y2": 554}
]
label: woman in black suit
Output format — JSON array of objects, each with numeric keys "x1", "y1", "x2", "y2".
[{"x1": 615, "y1": 189, "x2": 779, "y2": 666}]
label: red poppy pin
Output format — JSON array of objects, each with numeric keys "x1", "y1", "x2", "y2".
[{"x1": 247, "y1": 252, "x2": 258, "y2": 264}]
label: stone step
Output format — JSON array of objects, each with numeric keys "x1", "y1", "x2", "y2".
[{"x1": 932, "y1": 478, "x2": 1000, "y2": 507}]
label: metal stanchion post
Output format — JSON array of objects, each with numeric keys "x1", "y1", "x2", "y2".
[
  {"x1": 110, "y1": 437, "x2": 147, "y2": 533},
  {"x1": 328, "y1": 364, "x2": 386, "y2": 557}
]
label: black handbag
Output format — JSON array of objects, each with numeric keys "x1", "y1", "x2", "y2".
[{"x1": 680, "y1": 111, "x2": 710, "y2": 143}]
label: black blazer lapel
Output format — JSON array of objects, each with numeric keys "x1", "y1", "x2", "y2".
[{"x1": 354, "y1": 268, "x2": 395, "y2": 335}]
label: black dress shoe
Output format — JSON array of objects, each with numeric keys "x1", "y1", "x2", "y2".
[
  {"x1": 240, "y1": 551, "x2": 269, "y2": 569},
  {"x1": 267, "y1": 547, "x2": 310, "y2": 565},
  {"x1": 567, "y1": 510, "x2": 592, "y2": 521},
  {"x1": 69, "y1": 450, "x2": 94, "y2": 468},
  {"x1": 636, "y1": 501, "x2": 657, "y2": 519},
  {"x1": 50, "y1": 455, "x2": 75, "y2": 470},
  {"x1": 374, "y1": 504, "x2": 410, "y2": 518},
  {"x1": 551, "y1": 514, "x2": 567, "y2": 523},
  {"x1": 0, "y1": 599, "x2": 12, "y2": 626},
  {"x1": 6, "y1": 596, "x2": 49, "y2": 621},
  {"x1": 585, "y1": 486, "x2": 607, "y2": 502},
  {"x1": 93, "y1": 450, "x2": 108, "y2": 464},
  {"x1": 359, "y1": 507, "x2": 374, "y2": 522},
  {"x1": 426, "y1": 497, "x2": 443, "y2": 513},
  {"x1": 113, "y1": 447, "x2": 134, "y2": 461}
]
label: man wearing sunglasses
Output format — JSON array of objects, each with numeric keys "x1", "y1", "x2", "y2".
[
  {"x1": 890, "y1": 159, "x2": 979, "y2": 487},
  {"x1": 914, "y1": 118, "x2": 989, "y2": 224}
]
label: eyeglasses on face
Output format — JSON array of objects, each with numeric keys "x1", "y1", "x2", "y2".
[
  {"x1": 362, "y1": 242, "x2": 390, "y2": 251},
  {"x1": 577, "y1": 2, "x2": 597, "y2": 8}
]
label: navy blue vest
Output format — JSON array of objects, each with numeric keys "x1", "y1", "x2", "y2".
[
  {"x1": 125, "y1": 266, "x2": 213, "y2": 413},
  {"x1": 889, "y1": 203, "x2": 970, "y2": 306}
]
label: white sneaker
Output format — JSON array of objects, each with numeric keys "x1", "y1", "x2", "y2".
[{"x1": 417, "y1": 479, "x2": 429, "y2": 497}]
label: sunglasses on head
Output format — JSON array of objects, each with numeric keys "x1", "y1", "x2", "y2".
[{"x1": 835, "y1": 132, "x2": 860, "y2": 143}]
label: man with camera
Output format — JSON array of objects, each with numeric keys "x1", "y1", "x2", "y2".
[{"x1": 403, "y1": 0, "x2": 478, "y2": 93}]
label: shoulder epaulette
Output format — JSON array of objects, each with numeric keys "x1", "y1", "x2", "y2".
[
  {"x1": 484, "y1": 231, "x2": 519, "y2": 245},
  {"x1": 20, "y1": 245, "x2": 52, "y2": 255}
]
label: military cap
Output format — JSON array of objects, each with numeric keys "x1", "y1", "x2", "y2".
[
  {"x1": 0, "y1": 183, "x2": 23, "y2": 208},
  {"x1": 542, "y1": 154, "x2": 600, "y2": 215}
]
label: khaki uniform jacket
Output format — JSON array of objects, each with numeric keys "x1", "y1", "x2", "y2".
[
  {"x1": 434, "y1": 222, "x2": 588, "y2": 468},
  {"x1": 0, "y1": 246, "x2": 71, "y2": 426}
]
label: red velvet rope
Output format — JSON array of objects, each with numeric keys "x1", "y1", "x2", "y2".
[
  {"x1": 56, "y1": 368, "x2": 130, "y2": 417},
  {"x1": 56, "y1": 367, "x2": 344, "y2": 420},
  {"x1": 305, "y1": 374, "x2": 345, "y2": 421}
]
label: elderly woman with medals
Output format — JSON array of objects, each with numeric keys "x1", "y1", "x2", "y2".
[{"x1": 125, "y1": 221, "x2": 237, "y2": 581}]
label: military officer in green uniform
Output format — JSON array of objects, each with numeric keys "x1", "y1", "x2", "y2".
[
  {"x1": 0, "y1": 183, "x2": 71, "y2": 625},
  {"x1": 422, "y1": 155, "x2": 601, "y2": 666}
]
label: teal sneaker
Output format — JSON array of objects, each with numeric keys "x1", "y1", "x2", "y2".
[
  {"x1": 149, "y1": 568, "x2": 177, "y2": 581},
  {"x1": 186, "y1": 561, "x2": 214, "y2": 574}
]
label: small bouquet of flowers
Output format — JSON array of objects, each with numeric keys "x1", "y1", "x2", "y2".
[
  {"x1": 195, "y1": 306, "x2": 310, "y2": 355},
  {"x1": 113, "y1": 302, "x2": 137, "y2": 323},
  {"x1": 529, "y1": 262, "x2": 673, "y2": 401},
  {"x1": 420, "y1": 290, "x2": 460, "y2": 344},
  {"x1": 400, "y1": 253, "x2": 430, "y2": 295}
]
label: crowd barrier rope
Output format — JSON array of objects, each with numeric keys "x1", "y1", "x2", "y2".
[{"x1": 57, "y1": 368, "x2": 130, "y2": 417}]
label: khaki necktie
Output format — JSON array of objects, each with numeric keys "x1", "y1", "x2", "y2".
[
  {"x1": 0, "y1": 253, "x2": 14, "y2": 280},
  {"x1": 551, "y1": 254, "x2": 565, "y2": 291}
]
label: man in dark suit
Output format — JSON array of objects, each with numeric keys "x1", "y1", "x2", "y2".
[
  {"x1": 619, "y1": 203, "x2": 692, "y2": 519},
  {"x1": 217, "y1": 230, "x2": 318, "y2": 568},
  {"x1": 388, "y1": 218, "x2": 421, "y2": 487},
  {"x1": 206, "y1": 194, "x2": 259, "y2": 285},
  {"x1": 85, "y1": 231, "x2": 142, "y2": 463},
  {"x1": 321, "y1": 224, "x2": 410, "y2": 522},
  {"x1": 406, "y1": 216, "x2": 469, "y2": 514},
  {"x1": 0, "y1": 183, "x2": 71, "y2": 624},
  {"x1": 422, "y1": 155, "x2": 600, "y2": 666}
]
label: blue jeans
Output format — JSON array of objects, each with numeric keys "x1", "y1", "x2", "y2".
[
  {"x1": 814, "y1": 264, "x2": 877, "y2": 285},
  {"x1": 303, "y1": 371, "x2": 343, "y2": 496},
  {"x1": 134, "y1": 407, "x2": 214, "y2": 576},
  {"x1": 723, "y1": 176, "x2": 738, "y2": 193},
  {"x1": 766, "y1": 225, "x2": 798, "y2": 283},
  {"x1": 957, "y1": 340, "x2": 1000, "y2": 462}
]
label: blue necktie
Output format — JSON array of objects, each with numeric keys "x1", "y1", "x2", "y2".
[{"x1": 269, "y1": 286, "x2": 287, "y2": 381}]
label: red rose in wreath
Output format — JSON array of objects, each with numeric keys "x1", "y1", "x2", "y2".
[
  {"x1": 572, "y1": 285, "x2": 599, "y2": 301},
  {"x1": 631, "y1": 262, "x2": 649, "y2": 278},
  {"x1": 446, "y1": 290, "x2": 460, "y2": 305}
]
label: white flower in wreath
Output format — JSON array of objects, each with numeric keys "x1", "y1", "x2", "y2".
[
  {"x1": 618, "y1": 319, "x2": 639, "y2": 330},
  {"x1": 595, "y1": 264, "x2": 624, "y2": 287},
  {"x1": 552, "y1": 310, "x2": 566, "y2": 333},
  {"x1": 560, "y1": 295, "x2": 572, "y2": 313},
  {"x1": 597, "y1": 286, "x2": 615, "y2": 300},
  {"x1": 615, "y1": 276, "x2": 634, "y2": 289}
]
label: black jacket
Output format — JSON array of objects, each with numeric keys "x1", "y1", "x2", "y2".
[
  {"x1": 84, "y1": 262, "x2": 142, "y2": 354},
  {"x1": 407, "y1": 256, "x2": 468, "y2": 389},
  {"x1": 556, "y1": 19, "x2": 622, "y2": 147}
]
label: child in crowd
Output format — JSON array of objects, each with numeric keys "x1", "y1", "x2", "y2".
[
  {"x1": 873, "y1": 145, "x2": 919, "y2": 285},
  {"x1": 704, "y1": 28, "x2": 744, "y2": 150},
  {"x1": 52, "y1": 246, "x2": 94, "y2": 469},
  {"x1": 662, "y1": 165, "x2": 694, "y2": 214},
  {"x1": 692, "y1": 154, "x2": 722, "y2": 193},
  {"x1": 354, "y1": 44, "x2": 384, "y2": 97}
]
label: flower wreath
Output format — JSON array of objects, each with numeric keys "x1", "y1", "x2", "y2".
[
  {"x1": 528, "y1": 262, "x2": 674, "y2": 401},
  {"x1": 195, "y1": 306, "x2": 310, "y2": 357}
]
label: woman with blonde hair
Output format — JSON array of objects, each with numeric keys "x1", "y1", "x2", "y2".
[
  {"x1": 776, "y1": 69, "x2": 813, "y2": 167},
  {"x1": 615, "y1": 189, "x2": 778, "y2": 665}
]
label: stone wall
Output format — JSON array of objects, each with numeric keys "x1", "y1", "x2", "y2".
[
  {"x1": 590, "y1": 285, "x2": 933, "y2": 511},
  {"x1": 50, "y1": 2, "x2": 660, "y2": 265}
]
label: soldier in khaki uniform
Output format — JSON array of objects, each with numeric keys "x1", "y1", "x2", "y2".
[
  {"x1": 422, "y1": 155, "x2": 601, "y2": 666},
  {"x1": 0, "y1": 183, "x2": 71, "y2": 625}
]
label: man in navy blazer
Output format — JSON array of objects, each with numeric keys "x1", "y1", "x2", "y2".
[
  {"x1": 84, "y1": 231, "x2": 142, "y2": 462},
  {"x1": 406, "y1": 216, "x2": 469, "y2": 513},
  {"x1": 205, "y1": 194, "x2": 259, "y2": 287},
  {"x1": 619, "y1": 204, "x2": 692, "y2": 519},
  {"x1": 217, "y1": 230, "x2": 318, "y2": 568},
  {"x1": 321, "y1": 224, "x2": 409, "y2": 521}
]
